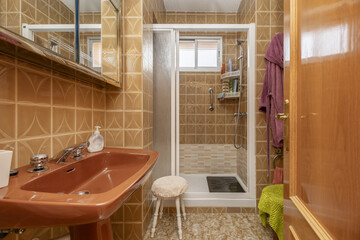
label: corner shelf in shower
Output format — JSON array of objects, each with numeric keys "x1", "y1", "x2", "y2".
[
  {"x1": 221, "y1": 70, "x2": 241, "y2": 80},
  {"x1": 219, "y1": 92, "x2": 240, "y2": 99}
]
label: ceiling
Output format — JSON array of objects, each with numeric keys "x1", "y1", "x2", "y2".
[
  {"x1": 163, "y1": 0, "x2": 242, "y2": 12},
  {"x1": 61, "y1": 0, "x2": 101, "y2": 12}
]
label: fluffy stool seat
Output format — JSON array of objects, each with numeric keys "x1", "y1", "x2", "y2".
[
  {"x1": 151, "y1": 176, "x2": 188, "y2": 198},
  {"x1": 151, "y1": 176, "x2": 188, "y2": 239}
]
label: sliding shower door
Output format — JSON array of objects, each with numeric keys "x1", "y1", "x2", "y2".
[{"x1": 152, "y1": 30, "x2": 176, "y2": 180}]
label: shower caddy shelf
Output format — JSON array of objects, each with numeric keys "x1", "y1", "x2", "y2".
[
  {"x1": 219, "y1": 70, "x2": 246, "y2": 99},
  {"x1": 221, "y1": 70, "x2": 241, "y2": 80}
]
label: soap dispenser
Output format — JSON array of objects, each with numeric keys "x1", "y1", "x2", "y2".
[{"x1": 88, "y1": 126, "x2": 104, "y2": 153}]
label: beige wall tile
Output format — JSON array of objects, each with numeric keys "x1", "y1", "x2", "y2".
[
  {"x1": 17, "y1": 105, "x2": 51, "y2": 139},
  {"x1": 52, "y1": 75, "x2": 76, "y2": 107},
  {"x1": 53, "y1": 107, "x2": 75, "y2": 134},
  {"x1": 76, "y1": 109, "x2": 92, "y2": 132},
  {"x1": 17, "y1": 137, "x2": 51, "y2": 167},
  {"x1": 0, "y1": 103, "x2": 15, "y2": 141}
]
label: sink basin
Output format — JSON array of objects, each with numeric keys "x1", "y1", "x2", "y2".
[
  {"x1": 0, "y1": 148, "x2": 158, "y2": 240},
  {"x1": 21, "y1": 152, "x2": 150, "y2": 194}
]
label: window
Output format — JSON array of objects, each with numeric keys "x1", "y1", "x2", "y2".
[
  {"x1": 179, "y1": 37, "x2": 222, "y2": 71},
  {"x1": 87, "y1": 37, "x2": 102, "y2": 72}
]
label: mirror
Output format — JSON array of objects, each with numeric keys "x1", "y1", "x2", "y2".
[
  {"x1": 0, "y1": 0, "x2": 121, "y2": 84},
  {"x1": 0, "y1": 0, "x2": 76, "y2": 61}
]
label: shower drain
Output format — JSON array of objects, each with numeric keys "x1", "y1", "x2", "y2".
[{"x1": 76, "y1": 190, "x2": 90, "y2": 195}]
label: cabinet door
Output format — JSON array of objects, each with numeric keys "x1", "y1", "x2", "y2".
[{"x1": 283, "y1": 0, "x2": 360, "y2": 239}]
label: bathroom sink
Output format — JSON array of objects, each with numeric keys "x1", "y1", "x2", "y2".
[{"x1": 0, "y1": 148, "x2": 158, "y2": 239}]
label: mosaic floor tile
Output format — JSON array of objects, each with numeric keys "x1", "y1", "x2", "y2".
[{"x1": 144, "y1": 213, "x2": 274, "y2": 240}]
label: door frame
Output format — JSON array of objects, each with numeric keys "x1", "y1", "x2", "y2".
[{"x1": 146, "y1": 24, "x2": 256, "y2": 201}]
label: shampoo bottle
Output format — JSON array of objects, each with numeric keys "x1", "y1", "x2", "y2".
[
  {"x1": 88, "y1": 126, "x2": 104, "y2": 153},
  {"x1": 228, "y1": 59, "x2": 232, "y2": 72}
]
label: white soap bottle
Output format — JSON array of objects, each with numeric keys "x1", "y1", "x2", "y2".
[{"x1": 87, "y1": 126, "x2": 104, "y2": 153}]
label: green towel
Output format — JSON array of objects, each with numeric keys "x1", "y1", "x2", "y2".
[{"x1": 258, "y1": 184, "x2": 283, "y2": 240}]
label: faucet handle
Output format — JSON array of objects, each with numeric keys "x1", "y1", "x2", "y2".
[
  {"x1": 28, "y1": 154, "x2": 49, "y2": 172},
  {"x1": 72, "y1": 142, "x2": 88, "y2": 159},
  {"x1": 78, "y1": 142, "x2": 88, "y2": 149}
]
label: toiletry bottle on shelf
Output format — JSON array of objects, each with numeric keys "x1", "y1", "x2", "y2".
[
  {"x1": 228, "y1": 59, "x2": 232, "y2": 72},
  {"x1": 228, "y1": 81, "x2": 233, "y2": 92},
  {"x1": 221, "y1": 64, "x2": 225, "y2": 74},
  {"x1": 233, "y1": 79, "x2": 239, "y2": 92},
  {"x1": 88, "y1": 126, "x2": 104, "y2": 153}
]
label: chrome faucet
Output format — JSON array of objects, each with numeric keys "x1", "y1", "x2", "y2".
[{"x1": 53, "y1": 142, "x2": 88, "y2": 164}]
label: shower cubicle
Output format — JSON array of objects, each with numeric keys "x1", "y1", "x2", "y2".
[{"x1": 150, "y1": 24, "x2": 256, "y2": 207}]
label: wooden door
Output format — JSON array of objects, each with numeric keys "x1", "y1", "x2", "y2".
[{"x1": 283, "y1": 0, "x2": 360, "y2": 239}]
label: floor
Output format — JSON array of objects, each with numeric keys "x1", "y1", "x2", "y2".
[{"x1": 144, "y1": 213, "x2": 274, "y2": 240}]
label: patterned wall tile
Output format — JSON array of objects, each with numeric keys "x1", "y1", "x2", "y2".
[
  {"x1": 93, "y1": 89, "x2": 106, "y2": 110},
  {"x1": 124, "y1": 111, "x2": 142, "y2": 129},
  {"x1": 180, "y1": 144, "x2": 237, "y2": 174},
  {"x1": 17, "y1": 66, "x2": 51, "y2": 104},
  {"x1": 124, "y1": 204, "x2": 142, "y2": 222},
  {"x1": 124, "y1": 223, "x2": 142, "y2": 240},
  {"x1": 124, "y1": 129, "x2": 142, "y2": 148},
  {"x1": 52, "y1": 107, "x2": 75, "y2": 134},
  {"x1": 124, "y1": 92, "x2": 142, "y2": 110},
  {"x1": 52, "y1": 134, "x2": 75, "y2": 156},
  {"x1": 124, "y1": 17, "x2": 142, "y2": 36},
  {"x1": 52, "y1": 75, "x2": 76, "y2": 107},
  {"x1": 17, "y1": 137, "x2": 51, "y2": 167},
  {"x1": 76, "y1": 109, "x2": 92, "y2": 132},
  {"x1": 76, "y1": 83, "x2": 93, "y2": 109},
  {"x1": 93, "y1": 110, "x2": 106, "y2": 128},
  {"x1": 0, "y1": 56, "x2": 15, "y2": 101},
  {"x1": 106, "y1": 92, "x2": 123, "y2": 110},
  {"x1": 0, "y1": 103, "x2": 15, "y2": 141},
  {"x1": 17, "y1": 105, "x2": 51, "y2": 139},
  {"x1": 105, "y1": 130, "x2": 124, "y2": 147}
]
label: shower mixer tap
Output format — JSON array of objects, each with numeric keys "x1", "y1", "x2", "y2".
[{"x1": 234, "y1": 112, "x2": 247, "y2": 117}]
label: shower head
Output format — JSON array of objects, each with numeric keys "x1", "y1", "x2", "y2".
[
  {"x1": 237, "y1": 39, "x2": 246, "y2": 61},
  {"x1": 236, "y1": 39, "x2": 246, "y2": 45}
]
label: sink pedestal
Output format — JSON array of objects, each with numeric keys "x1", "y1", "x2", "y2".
[{"x1": 69, "y1": 218, "x2": 113, "y2": 240}]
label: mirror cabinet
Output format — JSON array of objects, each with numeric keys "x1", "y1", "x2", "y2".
[{"x1": 0, "y1": 0, "x2": 121, "y2": 86}]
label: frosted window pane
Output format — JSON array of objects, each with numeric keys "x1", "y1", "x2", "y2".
[
  {"x1": 179, "y1": 41, "x2": 195, "y2": 68},
  {"x1": 198, "y1": 41, "x2": 217, "y2": 67}
]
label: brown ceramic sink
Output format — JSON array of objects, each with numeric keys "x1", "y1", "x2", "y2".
[{"x1": 0, "y1": 148, "x2": 158, "y2": 240}]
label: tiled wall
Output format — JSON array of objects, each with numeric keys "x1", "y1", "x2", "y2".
[
  {"x1": 1, "y1": 0, "x2": 167, "y2": 239},
  {"x1": 166, "y1": 12, "x2": 237, "y2": 24},
  {"x1": 180, "y1": 144, "x2": 237, "y2": 174},
  {"x1": 237, "y1": 0, "x2": 284, "y2": 209},
  {"x1": 179, "y1": 72, "x2": 238, "y2": 145},
  {"x1": 0, "y1": 0, "x2": 103, "y2": 62},
  {"x1": 111, "y1": 173, "x2": 153, "y2": 240},
  {"x1": 80, "y1": 12, "x2": 101, "y2": 68},
  {"x1": 178, "y1": 31, "x2": 248, "y2": 178},
  {"x1": 179, "y1": 32, "x2": 241, "y2": 145},
  {"x1": 0, "y1": 53, "x2": 106, "y2": 170},
  {"x1": 0, "y1": 52, "x2": 106, "y2": 239},
  {"x1": 101, "y1": 1, "x2": 118, "y2": 81}
]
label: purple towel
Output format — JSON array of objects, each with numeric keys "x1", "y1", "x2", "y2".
[{"x1": 259, "y1": 33, "x2": 284, "y2": 176}]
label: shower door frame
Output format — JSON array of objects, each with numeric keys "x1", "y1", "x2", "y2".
[{"x1": 147, "y1": 24, "x2": 256, "y2": 206}]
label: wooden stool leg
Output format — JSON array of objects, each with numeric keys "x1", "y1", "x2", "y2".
[
  {"x1": 151, "y1": 198, "x2": 161, "y2": 238},
  {"x1": 159, "y1": 198, "x2": 164, "y2": 219},
  {"x1": 180, "y1": 195, "x2": 186, "y2": 220},
  {"x1": 175, "y1": 196, "x2": 183, "y2": 239}
]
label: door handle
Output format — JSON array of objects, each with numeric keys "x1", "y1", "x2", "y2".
[
  {"x1": 276, "y1": 99, "x2": 289, "y2": 120},
  {"x1": 276, "y1": 113, "x2": 288, "y2": 120}
]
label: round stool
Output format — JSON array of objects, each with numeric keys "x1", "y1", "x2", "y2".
[{"x1": 150, "y1": 176, "x2": 188, "y2": 239}]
